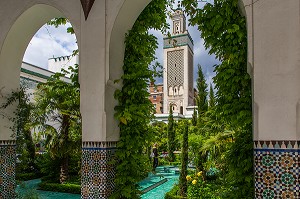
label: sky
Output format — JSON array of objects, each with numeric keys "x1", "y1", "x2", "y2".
[
  {"x1": 22, "y1": 1, "x2": 220, "y2": 89},
  {"x1": 23, "y1": 23, "x2": 77, "y2": 68}
]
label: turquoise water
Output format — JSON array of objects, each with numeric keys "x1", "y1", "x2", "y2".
[
  {"x1": 141, "y1": 166, "x2": 179, "y2": 199},
  {"x1": 17, "y1": 166, "x2": 179, "y2": 199},
  {"x1": 16, "y1": 179, "x2": 80, "y2": 199}
]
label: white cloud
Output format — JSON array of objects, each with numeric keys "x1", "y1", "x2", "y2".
[{"x1": 23, "y1": 23, "x2": 77, "y2": 69}]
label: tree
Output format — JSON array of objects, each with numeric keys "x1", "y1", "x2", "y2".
[
  {"x1": 0, "y1": 83, "x2": 36, "y2": 172},
  {"x1": 167, "y1": 105, "x2": 176, "y2": 162},
  {"x1": 111, "y1": 0, "x2": 170, "y2": 198},
  {"x1": 191, "y1": 108, "x2": 197, "y2": 126},
  {"x1": 179, "y1": 121, "x2": 188, "y2": 197},
  {"x1": 32, "y1": 65, "x2": 81, "y2": 184},
  {"x1": 208, "y1": 83, "x2": 215, "y2": 108},
  {"x1": 182, "y1": 0, "x2": 253, "y2": 197},
  {"x1": 195, "y1": 64, "x2": 208, "y2": 118}
]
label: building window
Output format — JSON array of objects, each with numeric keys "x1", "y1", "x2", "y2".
[
  {"x1": 153, "y1": 95, "x2": 157, "y2": 100},
  {"x1": 154, "y1": 104, "x2": 157, "y2": 109}
]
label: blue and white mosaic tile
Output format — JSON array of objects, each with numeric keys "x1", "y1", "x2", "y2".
[
  {"x1": 0, "y1": 140, "x2": 16, "y2": 199},
  {"x1": 254, "y1": 140, "x2": 299, "y2": 199},
  {"x1": 81, "y1": 141, "x2": 117, "y2": 199}
]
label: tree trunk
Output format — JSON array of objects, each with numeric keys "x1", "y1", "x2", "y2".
[
  {"x1": 179, "y1": 122, "x2": 188, "y2": 197},
  {"x1": 60, "y1": 157, "x2": 69, "y2": 184},
  {"x1": 60, "y1": 115, "x2": 70, "y2": 184}
]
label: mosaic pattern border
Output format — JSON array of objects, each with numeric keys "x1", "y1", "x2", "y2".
[
  {"x1": 254, "y1": 140, "x2": 299, "y2": 199},
  {"x1": 0, "y1": 140, "x2": 16, "y2": 146},
  {"x1": 254, "y1": 140, "x2": 300, "y2": 149},
  {"x1": 0, "y1": 144, "x2": 16, "y2": 199},
  {"x1": 81, "y1": 147, "x2": 116, "y2": 199},
  {"x1": 82, "y1": 141, "x2": 118, "y2": 149}
]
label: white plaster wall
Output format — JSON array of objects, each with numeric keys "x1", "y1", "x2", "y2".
[
  {"x1": 0, "y1": 0, "x2": 151, "y2": 143},
  {"x1": 251, "y1": 0, "x2": 300, "y2": 140},
  {"x1": 0, "y1": 2, "x2": 81, "y2": 140},
  {"x1": 106, "y1": 0, "x2": 151, "y2": 141},
  {"x1": 48, "y1": 55, "x2": 79, "y2": 75}
]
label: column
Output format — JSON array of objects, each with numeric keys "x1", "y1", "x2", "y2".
[
  {"x1": 81, "y1": 141, "x2": 117, "y2": 199},
  {"x1": 0, "y1": 140, "x2": 16, "y2": 198},
  {"x1": 247, "y1": 0, "x2": 300, "y2": 198}
]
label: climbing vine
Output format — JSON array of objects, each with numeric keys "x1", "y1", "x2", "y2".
[
  {"x1": 111, "y1": 1, "x2": 170, "y2": 198},
  {"x1": 181, "y1": 0, "x2": 253, "y2": 198}
]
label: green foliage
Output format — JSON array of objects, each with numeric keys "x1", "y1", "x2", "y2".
[
  {"x1": 38, "y1": 182, "x2": 80, "y2": 194},
  {"x1": 223, "y1": 129, "x2": 254, "y2": 198},
  {"x1": 35, "y1": 153, "x2": 61, "y2": 182},
  {"x1": 208, "y1": 84, "x2": 215, "y2": 108},
  {"x1": 186, "y1": 172, "x2": 229, "y2": 199},
  {"x1": 178, "y1": 121, "x2": 188, "y2": 197},
  {"x1": 47, "y1": 18, "x2": 75, "y2": 35},
  {"x1": 165, "y1": 184, "x2": 186, "y2": 199},
  {"x1": 0, "y1": 83, "x2": 36, "y2": 172},
  {"x1": 188, "y1": 132, "x2": 205, "y2": 171},
  {"x1": 180, "y1": 0, "x2": 253, "y2": 198},
  {"x1": 168, "y1": 106, "x2": 176, "y2": 162},
  {"x1": 16, "y1": 172, "x2": 42, "y2": 182},
  {"x1": 191, "y1": 108, "x2": 197, "y2": 126},
  {"x1": 195, "y1": 64, "x2": 208, "y2": 117},
  {"x1": 183, "y1": 0, "x2": 252, "y2": 128},
  {"x1": 151, "y1": 121, "x2": 168, "y2": 152},
  {"x1": 111, "y1": 0, "x2": 169, "y2": 198},
  {"x1": 31, "y1": 65, "x2": 81, "y2": 184}
]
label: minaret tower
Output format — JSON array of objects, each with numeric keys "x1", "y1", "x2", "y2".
[{"x1": 163, "y1": 8, "x2": 194, "y2": 115}]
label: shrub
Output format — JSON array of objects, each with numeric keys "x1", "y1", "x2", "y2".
[
  {"x1": 186, "y1": 172, "x2": 223, "y2": 199},
  {"x1": 165, "y1": 184, "x2": 186, "y2": 199},
  {"x1": 16, "y1": 172, "x2": 42, "y2": 181},
  {"x1": 38, "y1": 182, "x2": 80, "y2": 194}
]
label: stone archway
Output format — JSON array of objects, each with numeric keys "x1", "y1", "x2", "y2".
[
  {"x1": 0, "y1": 3, "x2": 81, "y2": 197},
  {"x1": 0, "y1": 0, "x2": 152, "y2": 198},
  {"x1": 0, "y1": 0, "x2": 299, "y2": 198}
]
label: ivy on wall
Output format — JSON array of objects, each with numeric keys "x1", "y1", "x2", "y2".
[
  {"x1": 181, "y1": 0, "x2": 254, "y2": 198},
  {"x1": 111, "y1": 0, "x2": 170, "y2": 198}
]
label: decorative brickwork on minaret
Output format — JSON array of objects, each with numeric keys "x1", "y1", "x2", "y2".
[{"x1": 163, "y1": 9, "x2": 194, "y2": 115}]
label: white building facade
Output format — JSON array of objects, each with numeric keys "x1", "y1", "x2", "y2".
[
  {"x1": 48, "y1": 54, "x2": 79, "y2": 75},
  {"x1": 163, "y1": 9, "x2": 194, "y2": 115}
]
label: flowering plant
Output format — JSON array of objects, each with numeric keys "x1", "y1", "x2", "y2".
[{"x1": 186, "y1": 171, "x2": 220, "y2": 199}]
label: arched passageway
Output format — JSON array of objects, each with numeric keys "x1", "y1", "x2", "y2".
[
  {"x1": 0, "y1": 0, "x2": 151, "y2": 198},
  {"x1": 0, "y1": 0, "x2": 299, "y2": 198}
]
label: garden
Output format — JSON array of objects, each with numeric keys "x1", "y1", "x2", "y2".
[{"x1": 0, "y1": 0, "x2": 253, "y2": 198}]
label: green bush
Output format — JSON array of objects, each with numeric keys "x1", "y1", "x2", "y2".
[
  {"x1": 165, "y1": 184, "x2": 186, "y2": 199},
  {"x1": 186, "y1": 172, "x2": 227, "y2": 199},
  {"x1": 38, "y1": 182, "x2": 80, "y2": 194},
  {"x1": 16, "y1": 172, "x2": 42, "y2": 181},
  {"x1": 169, "y1": 162, "x2": 181, "y2": 167}
]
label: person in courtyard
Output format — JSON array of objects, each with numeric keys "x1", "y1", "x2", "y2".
[{"x1": 152, "y1": 143, "x2": 159, "y2": 173}]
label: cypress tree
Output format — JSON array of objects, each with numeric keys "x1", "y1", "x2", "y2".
[
  {"x1": 209, "y1": 83, "x2": 216, "y2": 108},
  {"x1": 191, "y1": 108, "x2": 197, "y2": 126},
  {"x1": 196, "y1": 64, "x2": 208, "y2": 116},
  {"x1": 179, "y1": 121, "x2": 188, "y2": 197},
  {"x1": 168, "y1": 105, "x2": 176, "y2": 162}
]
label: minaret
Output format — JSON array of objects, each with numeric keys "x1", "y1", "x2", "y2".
[{"x1": 163, "y1": 8, "x2": 194, "y2": 115}]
